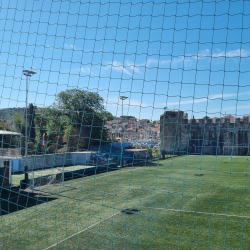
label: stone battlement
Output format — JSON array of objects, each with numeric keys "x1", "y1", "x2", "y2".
[{"x1": 160, "y1": 110, "x2": 250, "y2": 155}]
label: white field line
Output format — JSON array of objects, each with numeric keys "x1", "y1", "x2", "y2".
[
  {"x1": 141, "y1": 206, "x2": 250, "y2": 219},
  {"x1": 43, "y1": 197, "x2": 250, "y2": 249},
  {"x1": 41, "y1": 162, "x2": 152, "y2": 250},
  {"x1": 39, "y1": 163, "x2": 250, "y2": 248},
  {"x1": 43, "y1": 191, "x2": 155, "y2": 250},
  {"x1": 43, "y1": 210, "x2": 121, "y2": 250}
]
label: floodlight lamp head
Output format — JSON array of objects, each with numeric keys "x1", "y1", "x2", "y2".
[
  {"x1": 23, "y1": 70, "x2": 36, "y2": 77},
  {"x1": 120, "y1": 96, "x2": 128, "y2": 100}
]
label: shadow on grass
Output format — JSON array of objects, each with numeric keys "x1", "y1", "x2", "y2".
[
  {"x1": 0, "y1": 187, "x2": 57, "y2": 216},
  {"x1": 121, "y1": 208, "x2": 140, "y2": 215}
]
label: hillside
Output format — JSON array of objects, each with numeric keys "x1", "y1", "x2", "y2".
[{"x1": 0, "y1": 107, "x2": 45, "y2": 124}]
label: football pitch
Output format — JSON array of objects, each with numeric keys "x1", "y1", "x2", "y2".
[{"x1": 1, "y1": 155, "x2": 250, "y2": 249}]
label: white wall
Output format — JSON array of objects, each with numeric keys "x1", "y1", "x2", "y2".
[
  {"x1": 21, "y1": 152, "x2": 94, "y2": 171},
  {"x1": 70, "y1": 152, "x2": 93, "y2": 165}
]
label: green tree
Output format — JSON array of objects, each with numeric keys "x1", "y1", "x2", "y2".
[
  {"x1": 34, "y1": 107, "x2": 68, "y2": 154},
  {"x1": 54, "y1": 89, "x2": 114, "y2": 151},
  {"x1": 14, "y1": 113, "x2": 25, "y2": 134},
  {"x1": 56, "y1": 89, "x2": 105, "y2": 122},
  {"x1": 24, "y1": 89, "x2": 115, "y2": 154}
]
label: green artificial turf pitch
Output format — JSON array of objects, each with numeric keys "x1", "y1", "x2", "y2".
[{"x1": 1, "y1": 155, "x2": 250, "y2": 249}]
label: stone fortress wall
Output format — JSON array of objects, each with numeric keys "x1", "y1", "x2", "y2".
[{"x1": 160, "y1": 111, "x2": 250, "y2": 155}]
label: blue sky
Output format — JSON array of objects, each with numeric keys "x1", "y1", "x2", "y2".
[{"x1": 0, "y1": 0, "x2": 250, "y2": 121}]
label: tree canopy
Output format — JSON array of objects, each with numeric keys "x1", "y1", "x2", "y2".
[
  {"x1": 9, "y1": 89, "x2": 114, "y2": 155},
  {"x1": 36, "y1": 89, "x2": 114, "y2": 153},
  {"x1": 56, "y1": 89, "x2": 104, "y2": 113}
]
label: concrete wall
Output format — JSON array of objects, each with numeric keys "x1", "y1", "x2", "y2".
[
  {"x1": 70, "y1": 152, "x2": 93, "y2": 165},
  {"x1": 20, "y1": 149, "x2": 152, "y2": 171},
  {"x1": 21, "y1": 152, "x2": 94, "y2": 171}
]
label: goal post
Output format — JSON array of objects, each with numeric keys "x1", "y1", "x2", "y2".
[
  {"x1": 223, "y1": 146, "x2": 250, "y2": 156},
  {"x1": 194, "y1": 146, "x2": 221, "y2": 155},
  {"x1": 58, "y1": 167, "x2": 65, "y2": 186},
  {"x1": 193, "y1": 145, "x2": 250, "y2": 156},
  {"x1": 25, "y1": 167, "x2": 65, "y2": 193}
]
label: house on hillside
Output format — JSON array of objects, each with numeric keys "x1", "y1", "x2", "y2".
[
  {"x1": 138, "y1": 119, "x2": 148, "y2": 128},
  {"x1": 128, "y1": 118, "x2": 137, "y2": 123}
]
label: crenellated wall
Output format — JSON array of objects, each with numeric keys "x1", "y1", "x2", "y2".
[{"x1": 160, "y1": 111, "x2": 250, "y2": 155}]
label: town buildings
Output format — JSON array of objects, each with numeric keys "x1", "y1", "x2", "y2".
[{"x1": 105, "y1": 117, "x2": 160, "y2": 147}]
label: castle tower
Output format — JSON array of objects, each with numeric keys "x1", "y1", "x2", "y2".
[{"x1": 160, "y1": 110, "x2": 188, "y2": 155}]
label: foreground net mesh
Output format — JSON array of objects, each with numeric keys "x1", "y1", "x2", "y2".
[{"x1": 0, "y1": 0, "x2": 250, "y2": 249}]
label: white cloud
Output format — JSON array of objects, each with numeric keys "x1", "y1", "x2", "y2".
[
  {"x1": 105, "y1": 61, "x2": 133, "y2": 76},
  {"x1": 45, "y1": 44, "x2": 60, "y2": 51},
  {"x1": 212, "y1": 49, "x2": 250, "y2": 58},
  {"x1": 146, "y1": 58, "x2": 158, "y2": 67},
  {"x1": 107, "y1": 48, "x2": 250, "y2": 75},
  {"x1": 158, "y1": 49, "x2": 250, "y2": 65},
  {"x1": 80, "y1": 67, "x2": 91, "y2": 73},
  {"x1": 196, "y1": 49, "x2": 250, "y2": 59},
  {"x1": 106, "y1": 57, "x2": 187, "y2": 76},
  {"x1": 64, "y1": 43, "x2": 81, "y2": 51},
  {"x1": 208, "y1": 104, "x2": 250, "y2": 114},
  {"x1": 106, "y1": 97, "x2": 149, "y2": 108},
  {"x1": 163, "y1": 92, "x2": 250, "y2": 107},
  {"x1": 126, "y1": 61, "x2": 142, "y2": 74},
  {"x1": 106, "y1": 93, "x2": 239, "y2": 109},
  {"x1": 67, "y1": 48, "x2": 250, "y2": 77}
]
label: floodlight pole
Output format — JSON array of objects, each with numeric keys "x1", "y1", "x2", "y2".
[
  {"x1": 120, "y1": 96, "x2": 128, "y2": 167},
  {"x1": 23, "y1": 70, "x2": 36, "y2": 191}
]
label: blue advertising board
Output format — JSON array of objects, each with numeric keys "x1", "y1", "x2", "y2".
[
  {"x1": 111, "y1": 142, "x2": 131, "y2": 149},
  {"x1": 11, "y1": 159, "x2": 21, "y2": 173}
]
